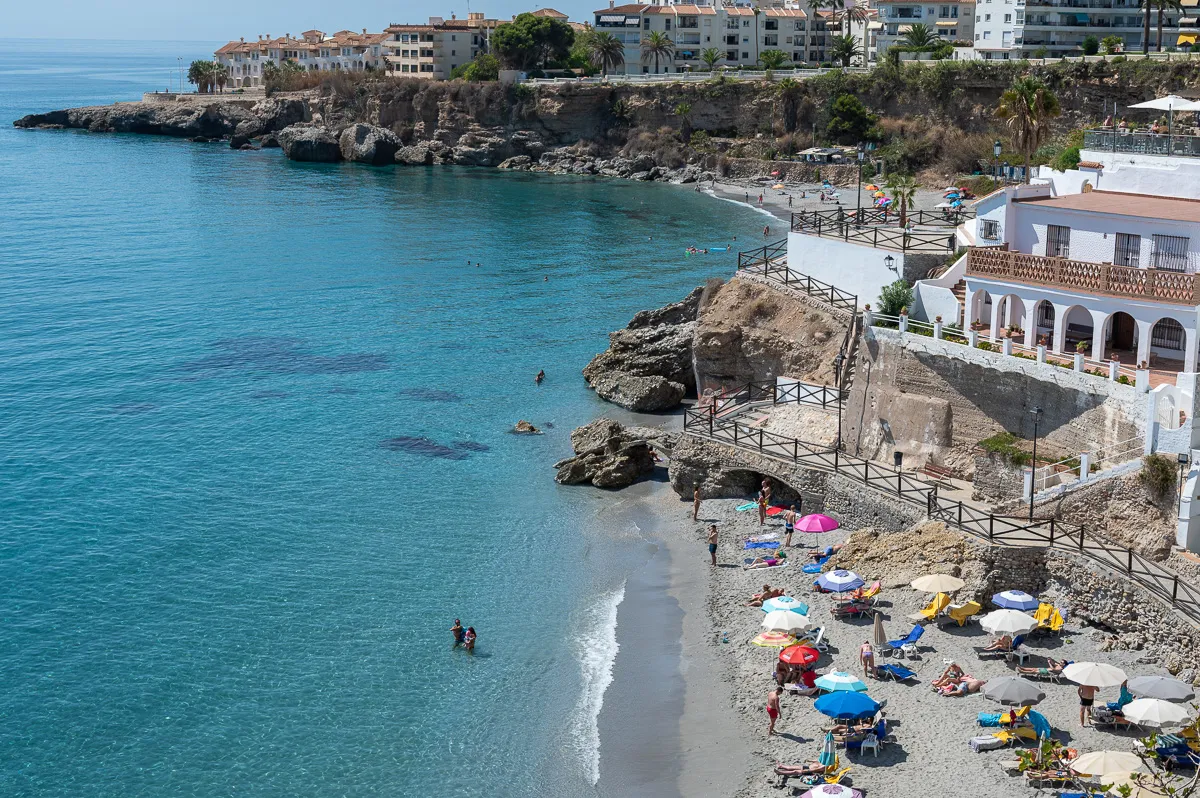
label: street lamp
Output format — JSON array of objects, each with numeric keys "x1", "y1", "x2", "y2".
[
  {"x1": 884, "y1": 254, "x2": 896, "y2": 273},
  {"x1": 1028, "y1": 405, "x2": 1043, "y2": 521},
  {"x1": 993, "y1": 139, "x2": 1002, "y2": 186},
  {"x1": 833, "y1": 352, "x2": 846, "y2": 449},
  {"x1": 856, "y1": 142, "x2": 866, "y2": 220}
]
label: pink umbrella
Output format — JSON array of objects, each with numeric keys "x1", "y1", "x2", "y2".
[
  {"x1": 802, "y1": 785, "x2": 861, "y2": 798},
  {"x1": 796, "y1": 514, "x2": 840, "y2": 549}
]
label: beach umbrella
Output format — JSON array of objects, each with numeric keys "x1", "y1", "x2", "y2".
[
  {"x1": 763, "y1": 596, "x2": 809, "y2": 615},
  {"x1": 816, "y1": 570, "x2": 865, "y2": 593},
  {"x1": 818, "y1": 730, "x2": 837, "y2": 767},
  {"x1": 872, "y1": 611, "x2": 888, "y2": 650},
  {"x1": 1103, "y1": 772, "x2": 1166, "y2": 798},
  {"x1": 865, "y1": 184, "x2": 879, "y2": 191},
  {"x1": 1070, "y1": 750, "x2": 1145, "y2": 776},
  {"x1": 980, "y1": 609, "x2": 1038, "y2": 636},
  {"x1": 1128, "y1": 675, "x2": 1195, "y2": 702},
  {"x1": 983, "y1": 676, "x2": 1046, "y2": 707},
  {"x1": 752, "y1": 631, "x2": 798, "y2": 648},
  {"x1": 814, "y1": 691, "x2": 879, "y2": 719},
  {"x1": 815, "y1": 671, "x2": 869, "y2": 693},
  {"x1": 797, "y1": 513, "x2": 840, "y2": 549},
  {"x1": 992, "y1": 590, "x2": 1039, "y2": 611},
  {"x1": 802, "y1": 786, "x2": 862, "y2": 798},
  {"x1": 951, "y1": 199, "x2": 964, "y2": 208},
  {"x1": 1121, "y1": 698, "x2": 1190, "y2": 729},
  {"x1": 780, "y1": 645, "x2": 820, "y2": 666},
  {"x1": 763, "y1": 610, "x2": 814, "y2": 633},
  {"x1": 1064, "y1": 662, "x2": 1128, "y2": 689},
  {"x1": 911, "y1": 574, "x2": 965, "y2": 593}
]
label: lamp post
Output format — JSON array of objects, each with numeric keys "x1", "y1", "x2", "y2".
[
  {"x1": 834, "y1": 352, "x2": 846, "y2": 449},
  {"x1": 1028, "y1": 405, "x2": 1043, "y2": 521},
  {"x1": 993, "y1": 139, "x2": 1002, "y2": 186},
  {"x1": 884, "y1": 254, "x2": 895, "y2": 272},
  {"x1": 856, "y1": 142, "x2": 866, "y2": 220}
]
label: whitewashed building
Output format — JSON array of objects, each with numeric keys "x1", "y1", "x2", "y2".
[{"x1": 875, "y1": 0, "x2": 977, "y2": 59}]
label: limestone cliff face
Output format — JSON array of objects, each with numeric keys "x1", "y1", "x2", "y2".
[{"x1": 14, "y1": 98, "x2": 307, "y2": 138}]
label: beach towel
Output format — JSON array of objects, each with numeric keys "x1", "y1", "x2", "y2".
[
  {"x1": 736, "y1": 502, "x2": 758, "y2": 512},
  {"x1": 802, "y1": 563, "x2": 824, "y2": 574},
  {"x1": 748, "y1": 532, "x2": 781, "y2": 542},
  {"x1": 766, "y1": 506, "x2": 786, "y2": 517},
  {"x1": 970, "y1": 735, "x2": 1007, "y2": 753},
  {"x1": 744, "y1": 541, "x2": 779, "y2": 549},
  {"x1": 742, "y1": 559, "x2": 791, "y2": 570},
  {"x1": 978, "y1": 712, "x2": 1002, "y2": 727}
]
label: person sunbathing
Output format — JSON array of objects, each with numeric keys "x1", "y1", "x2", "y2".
[
  {"x1": 747, "y1": 549, "x2": 787, "y2": 569},
  {"x1": 939, "y1": 677, "x2": 986, "y2": 696},
  {"x1": 746, "y1": 585, "x2": 785, "y2": 607},
  {"x1": 1017, "y1": 658, "x2": 1068, "y2": 677},
  {"x1": 807, "y1": 543, "x2": 844, "y2": 562},
  {"x1": 982, "y1": 635, "x2": 1013, "y2": 652},
  {"x1": 932, "y1": 663, "x2": 965, "y2": 689},
  {"x1": 774, "y1": 761, "x2": 825, "y2": 776}
]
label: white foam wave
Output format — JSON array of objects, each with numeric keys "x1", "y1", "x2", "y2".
[
  {"x1": 569, "y1": 582, "x2": 626, "y2": 786},
  {"x1": 701, "y1": 187, "x2": 785, "y2": 221}
]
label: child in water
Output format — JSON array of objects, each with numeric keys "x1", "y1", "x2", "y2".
[{"x1": 464, "y1": 627, "x2": 477, "y2": 652}]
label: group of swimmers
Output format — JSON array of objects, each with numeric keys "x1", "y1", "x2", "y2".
[{"x1": 450, "y1": 618, "x2": 477, "y2": 652}]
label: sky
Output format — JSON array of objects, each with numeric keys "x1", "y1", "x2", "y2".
[{"x1": 7, "y1": 0, "x2": 596, "y2": 41}]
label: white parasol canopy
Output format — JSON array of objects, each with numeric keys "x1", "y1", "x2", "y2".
[
  {"x1": 911, "y1": 574, "x2": 965, "y2": 593},
  {"x1": 1069, "y1": 750, "x2": 1145, "y2": 776},
  {"x1": 980, "y1": 608, "x2": 1038, "y2": 636},
  {"x1": 1128, "y1": 95, "x2": 1200, "y2": 112},
  {"x1": 1120, "y1": 698, "x2": 1191, "y2": 729},
  {"x1": 762, "y1": 609, "x2": 814, "y2": 633},
  {"x1": 1063, "y1": 662, "x2": 1128, "y2": 689}
]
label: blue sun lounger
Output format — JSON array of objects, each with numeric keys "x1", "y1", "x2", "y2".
[
  {"x1": 876, "y1": 663, "x2": 918, "y2": 682},
  {"x1": 881, "y1": 624, "x2": 924, "y2": 657}
]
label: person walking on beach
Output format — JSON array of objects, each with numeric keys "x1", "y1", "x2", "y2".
[
  {"x1": 707, "y1": 524, "x2": 719, "y2": 566},
  {"x1": 464, "y1": 627, "x2": 477, "y2": 653},
  {"x1": 859, "y1": 640, "x2": 876, "y2": 678},
  {"x1": 783, "y1": 504, "x2": 797, "y2": 548},
  {"x1": 693, "y1": 484, "x2": 702, "y2": 521},
  {"x1": 1078, "y1": 684, "x2": 1098, "y2": 726},
  {"x1": 766, "y1": 686, "x2": 782, "y2": 736},
  {"x1": 451, "y1": 619, "x2": 465, "y2": 647},
  {"x1": 757, "y1": 490, "x2": 768, "y2": 527}
]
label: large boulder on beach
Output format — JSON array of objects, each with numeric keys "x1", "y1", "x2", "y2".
[
  {"x1": 278, "y1": 124, "x2": 341, "y2": 162},
  {"x1": 555, "y1": 418, "x2": 668, "y2": 489},
  {"x1": 395, "y1": 143, "x2": 434, "y2": 165},
  {"x1": 589, "y1": 373, "x2": 687, "y2": 412},
  {"x1": 339, "y1": 123, "x2": 401, "y2": 165}
]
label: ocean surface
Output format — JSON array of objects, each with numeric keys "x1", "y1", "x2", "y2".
[{"x1": 0, "y1": 39, "x2": 767, "y2": 797}]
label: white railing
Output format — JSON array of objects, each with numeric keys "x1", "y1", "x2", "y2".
[{"x1": 1031, "y1": 434, "x2": 1144, "y2": 494}]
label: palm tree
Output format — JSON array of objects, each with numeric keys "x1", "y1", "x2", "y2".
[
  {"x1": 830, "y1": 33, "x2": 862, "y2": 67},
  {"x1": 900, "y1": 23, "x2": 939, "y2": 51},
  {"x1": 758, "y1": 49, "x2": 789, "y2": 71},
  {"x1": 1156, "y1": 0, "x2": 1184, "y2": 51},
  {"x1": 187, "y1": 60, "x2": 215, "y2": 93},
  {"x1": 838, "y1": 3, "x2": 871, "y2": 27},
  {"x1": 641, "y1": 30, "x2": 675, "y2": 75},
  {"x1": 995, "y1": 76, "x2": 1062, "y2": 184},
  {"x1": 700, "y1": 47, "x2": 723, "y2": 71},
  {"x1": 1142, "y1": 0, "x2": 1153, "y2": 53},
  {"x1": 885, "y1": 173, "x2": 918, "y2": 227},
  {"x1": 674, "y1": 102, "x2": 694, "y2": 141},
  {"x1": 213, "y1": 63, "x2": 230, "y2": 93},
  {"x1": 588, "y1": 31, "x2": 625, "y2": 78}
]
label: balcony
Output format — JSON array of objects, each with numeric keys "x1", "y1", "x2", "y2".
[
  {"x1": 792, "y1": 208, "x2": 967, "y2": 253},
  {"x1": 967, "y1": 248, "x2": 1200, "y2": 305},
  {"x1": 1083, "y1": 129, "x2": 1200, "y2": 158}
]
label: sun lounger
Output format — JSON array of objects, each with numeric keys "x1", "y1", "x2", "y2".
[
  {"x1": 1024, "y1": 769, "x2": 1074, "y2": 787},
  {"x1": 875, "y1": 663, "x2": 918, "y2": 682},
  {"x1": 882, "y1": 624, "x2": 924, "y2": 657},
  {"x1": 847, "y1": 580, "x2": 881, "y2": 603},
  {"x1": 832, "y1": 601, "x2": 872, "y2": 620},
  {"x1": 1091, "y1": 708, "x2": 1142, "y2": 732},
  {"x1": 977, "y1": 634, "x2": 1024, "y2": 658},
  {"x1": 1032, "y1": 603, "x2": 1065, "y2": 636},
  {"x1": 969, "y1": 734, "x2": 1008, "y2": 752},
  {"x1": 825, "y1": 766, "x2": 851, "y2": 785},
  {"x1": 938, "y1": 600, "x2": 982, "y2": 627},
  {"x1": 909, "y1": 592, "x2": 950, "y2": 621},
  {"x1": 796, "y1": 626, "x2": 829, "y2": 653}
]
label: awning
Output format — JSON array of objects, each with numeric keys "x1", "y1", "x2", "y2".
[
  {"x1": 897, "y1": 24, "x2": 913, "y2": 32},
  {"x1": 598, "y1": 14, "x2": 625, "y2": 23},
  {"x1": 1179, "y1": 32, "x2": 1199, "y2": 44},
  {"x1": 625, "y1": 17, "x2": 640, "y2": 25},
  {"x1": 868, "y1": 21, "x2": 883, "y2": 29},
  {"x1": 935, "y1": 20, "x2": 958, "y2": 26},
  {"x1": 1180, "y1": 17, "x2": 1198, "y2": 25},
  {"x1": 1075, "y1": 14, "x2": 1089, "y2": 22}
]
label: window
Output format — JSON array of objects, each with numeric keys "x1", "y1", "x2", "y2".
[
  {"x1": 1153, "y1": 234, "x2": 1190, "y2": 272},
  {"x1": 764, "y1": 35, "x2": 779, "y2": 46},
  {"x1": 795, "y1": 20, "x2": 805, "y2": 30},
  {"x1": 402, "y1": 63, "x2": 410, "y2": 72},
  {"x1": 727, "y1": 49, "x2": 738, "y2": 60},
  {"x1": 1152, "y1": 318, "x2": 1185, "y2": 350},
  {"x1": 1017, "y1": 11, "x2": 1024, "y2": 22},
  {"x1": 451, "y1": 50, "x2": 456, "y2": 56},
  {"x1": 765, "y1": 19, "x2": 778, "y2": 30},
  {"x1": 1005, "y1": 13, "x2": 1012, "y2": 21},
  {"x1": 644, "y1": 18, "x2": 650, "y2": 29},
  {"x1": 665, "y1": 18, "x2": 671, "y2": 30},
  {"x1": 983, "y1": 30, "x2": 991, "y2": 39},
  {"x1": 743, "y1": 51, "x2": 750, "y2": 59},
  {"x1": 1115, "y1": 233, "x2": 1140, "y2": 267},
  {"x1": 1037, "y1": 303, "x2": 1055, "y2": 328},
  {"x1": 794, "y1": 50, "x2": 804, "y2": 60},
  {"x1": 985, "y1": 13, "x2": 992, "y2": 21},
  {"x1": 743, "y1": 20, "x2": 750, "y2": 27},
  {"x1": 980, "y1": 219, "x2": 1000, "y2": 240},
  {"x1": 726, "y1": 34, "x2": 738, "y2": 44},
  {"x1": 1047, "y1": 225, "x2": 1071, "y2": 258}
]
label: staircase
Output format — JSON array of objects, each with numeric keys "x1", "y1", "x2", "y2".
[{"x1": 951, "y1": 279, "x2": 967, "y2": 327}]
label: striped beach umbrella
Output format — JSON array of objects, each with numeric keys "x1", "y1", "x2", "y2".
[
  {"x1": 814, "y1": 671, "x2": 868, "y2": 693},
  {"x1": 818, "y1": 730, "x2": 837, "y2": 767},
  {"x1": 763, "y1": 596, "x2": 809, "y2": 615},
  {"x1": 802, "y1": 785, "x2": 861, "y2": 798},
  {"x1": 816, "y1": 570, "x2": 865, "y2": 593},
  {"x1": 752, "y1": 631, "x2": 798, "y2": 648},
  {"x1": 992, "y1": 590, "x2": 1039, "y2": 611}
]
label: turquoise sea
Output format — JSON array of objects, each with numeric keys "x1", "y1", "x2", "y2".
[{"x1": 0, "y1": 39, "x2": 767, "y2": 797}]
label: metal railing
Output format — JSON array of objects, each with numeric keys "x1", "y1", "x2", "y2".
[
  {"x1": 736, "y1": 239, "x2": 859, "y2": 313},
  {"x1": 682, "y1": 406, "x2": 1200, "y2": 625},
  {"x1": 791, "y1": 209, "x2": 963, "y2": 253},
  {"x1": 1083, "y1": 129, "x2": 1200, "y2": 159}
]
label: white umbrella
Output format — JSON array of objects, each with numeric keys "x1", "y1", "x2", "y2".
[
  {"x1": 1127, "y1": 95, "x2": 1200, "y2": 150},
  {"x1": 1070, "y1": 750, "x2": 1145, "y2": 776},
  {"x1": 1103, "y1": 772, "x2": 1167, "y2": 797},
  {"x1": 1127, "y1": 675, "x2": 1195, "y2": 702},
  {"x1": 911, "y1": 573, "x2": 965, "y2": 593},
  {"x1": 763, "y1": 610, "x2": 814, "y2": 633},
  {"x1": 1064, "y1": 662, "x2": 1128, "y2": 689},
  {"x1": 814, "y1": 671, "x2": 869, "y2": 692},
  {"x1": 1121, "y1": 698, "x2": 1190, "y2": 729},
  {"x1": 980, "y1": 609, "x2": 1038, "y2": 636}
]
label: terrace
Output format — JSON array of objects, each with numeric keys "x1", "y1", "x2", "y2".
[
  {"x1": 1083, "y1": 129, "x2": 1200, "y2": 158},
  {"x1": 790, "y1": 207, "x2": 971, "y2": 253}
]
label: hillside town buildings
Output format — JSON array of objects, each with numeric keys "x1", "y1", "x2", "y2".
[{"x1": 215, "y1": 30, "x2": 389, "y2": 88}]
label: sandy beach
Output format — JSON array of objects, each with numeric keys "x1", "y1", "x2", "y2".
[{"x1": 701, "y1": 178, "x2": 956, "y2": 228}]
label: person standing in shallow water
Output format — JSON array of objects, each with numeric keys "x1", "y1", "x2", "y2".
[
  {"x1": 707, "y1": 524, "x2": 718, "y2": 566},
  {"x1": 451, "y1": 619, "x2": 465, "y2": 647},
  {"x1": 464, "y1": 627, "x2": 476, "y2": 652}
]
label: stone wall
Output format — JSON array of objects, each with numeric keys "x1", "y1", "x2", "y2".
[
  {"x1": 971, "y1": 452, "x2": 1027, "y2": 504},
  {"x1": 845, "y1": 327, "x2": 1144, "y2": 475}
]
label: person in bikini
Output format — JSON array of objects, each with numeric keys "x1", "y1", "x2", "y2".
[
  {"x1": 464, "y1": 627, "x2": 477, "y2": 652},
  {"x1": 940, "y1": 676, "x2": 986, "y2": 696},
  {"x1": 932, "y1": 663, "x2": 964, "y2": 689},
  {"x1": 747, "y1": 549, "x2": 787, "y2": 569},
  {"x1": 859, "y1": 641, "x2": 876, "y2": 678}
]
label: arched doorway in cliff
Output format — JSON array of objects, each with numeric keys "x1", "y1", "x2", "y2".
[{"x1": 720, "y1": 470, "x2": 805, "y2": 504}]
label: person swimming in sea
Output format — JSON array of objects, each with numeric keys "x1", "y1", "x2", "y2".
[
  {"x1": 451, "y1": 618, "x2": 465, "y2": 647},
  {"x1": 535, "y1": 369, "x2": 545, "y2": 384}
]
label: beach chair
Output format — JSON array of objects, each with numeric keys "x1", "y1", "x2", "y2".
[
  {"x1": 801, "y1": 626, "x2": 829, "y2": 654},
  {"x1": 1045, "y1": 607, "x2": 1065, "y2": 635},
  {"x1": 908, "y1": 592, "x2": 950, "y2": 621},
  {"x1": 883, "y1": 624, "x2": 925, "y2": 658},
  {"x1": 848, "y1": 580, "x2": 881, "y2": 604},
  {"x1": 875, "y1": 663, "x2": 918, "y2": 682},
  {"x1": 825, "y1": 766, "x2": 851, "y2": 785},
  {"x1": 832, "y1": 601, "x2": 872, "y2": 620},
  {"x1": 938, "y1": 600, "x2": 982, "y2": 628},
  {"x1": 1005, "y1": 635, "x2": 1030, "y2": 665},
  {"x1": 1032, "y1": 602, "x2": 1052, "y2": 629},
  {"x1": 1024, "y1": 769, "x2": 1075, "y2": 788},
  {"x1": 977, "y1": 633, "x2": 1023, "y2": 658}
]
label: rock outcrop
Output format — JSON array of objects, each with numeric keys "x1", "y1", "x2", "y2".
[
  {"x1": 278, "y1": 124, "x2": 341, "y2": 162},
  {"x1": 582, "y1": 283, "x2": 713, "y2": 412},
  {"x1": 513, "y1": 420, "x2": 541, "y2": 434},
  {"x1": 13, "y1": 97, "x2": 307, "y2": 141},
  {"x1": 339, "y1": 123, "x2": 400, "y2": 165},
  {"x1": 554, "y1": 419, "x2": 671, "y2": 489}
]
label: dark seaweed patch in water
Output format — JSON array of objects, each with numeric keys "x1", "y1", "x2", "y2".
[
  {"x1": 543, "y1": 422, "x2": 555, "y2": 429},
  {"x1": 380, "y1": 436, "x2": 470, "y2": 460},
  {"x1": 106, "y1": 402, "x2": 157, "y2": 415},
  {"x1": 328, "y1": 386, "x2": 360, "y2": 395},
  {"x1": 452, "y1": 441, "x2": 490, "y2": 452},
  {"x1": 250, "y1": 390, "x2": 289, "y2": 400},
  {"x1": 397, "y1": 388, "x2": 463, "y2": 403},
  {"x1": 180, "y1": 336, "x2": 389, "y2": 377}
]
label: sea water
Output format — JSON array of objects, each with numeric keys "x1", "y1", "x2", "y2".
[{"x1": 0, "y1": 39, "x2": 766, "y2": 797}]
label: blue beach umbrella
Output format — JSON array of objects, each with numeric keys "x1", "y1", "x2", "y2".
[
  {"x1": 992, "y1": 590, "x2": 1039, "y2": 611},
  {"x1": 816, "y1": 570, "x2": 865, "y2": 593},
  {"x1": 814, "y1": 671, "x2": 869, "y2": 693},
  {"x1": 814, "y1": 691, "x2": 880, "y2": 720},
  {"x1": 819, "y1": 731, "x2": 837, "y2": 767},
  {"x1": 763, "y1": 596, "x2": 809, "y2": 615}
]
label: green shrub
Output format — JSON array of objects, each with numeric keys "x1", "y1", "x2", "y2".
[
  {"x1": 1082, "y1": 36, "x2": 1100, "y2": 56},
  {"x1": 1139, "y1": 453, "x2": 1177, "y2": 500},
  {"x1": 979, "y1": 432, "x2": 1032, "y2": 466},
  {"x1": 877, "y1": 279, "x2": 914, "y2": 317}
]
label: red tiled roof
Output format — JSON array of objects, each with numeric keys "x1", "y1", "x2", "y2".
[
  {"x1": 596, "y1": 3, "x2": 651, "y2": 13},
  {"x1": 529, "y1": 7, "x2": 569, "y2": 17}
]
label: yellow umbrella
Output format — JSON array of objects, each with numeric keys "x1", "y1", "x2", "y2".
[{"x1": 752, "y1": 631, "x2": 798, "y2": 648}]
